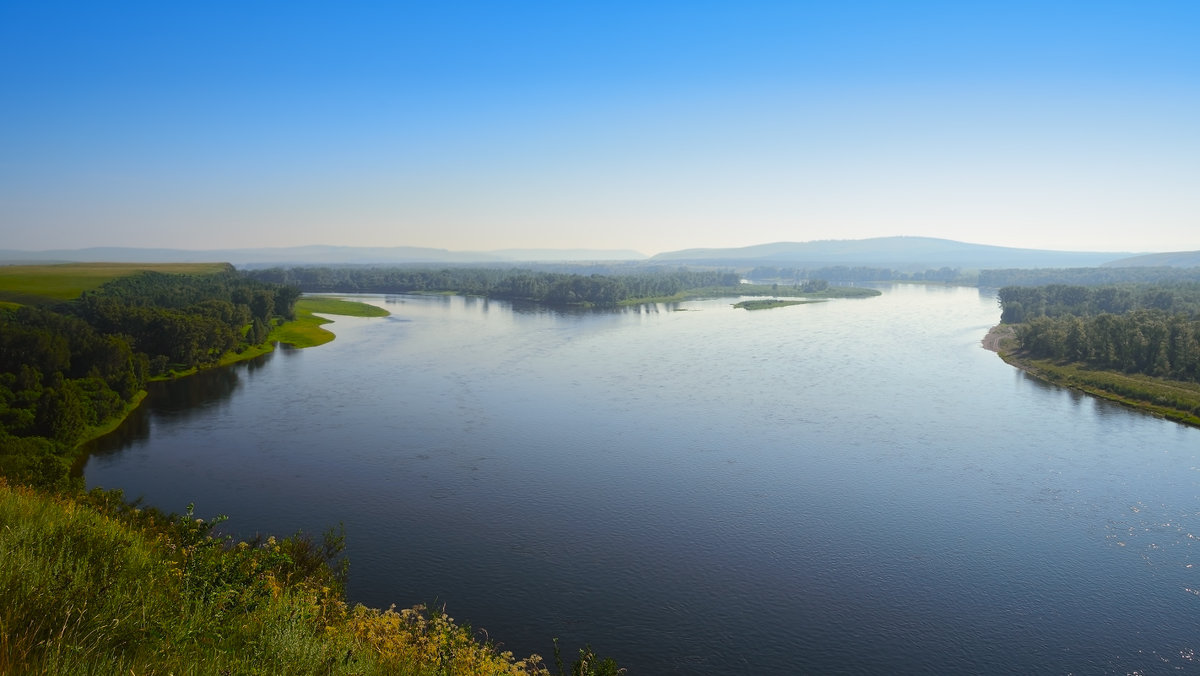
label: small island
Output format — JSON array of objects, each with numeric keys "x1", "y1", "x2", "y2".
[{"x1": 733, "y1": 298, "x2": 822, "y2": 310}]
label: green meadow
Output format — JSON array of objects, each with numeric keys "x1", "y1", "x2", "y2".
[
  {"x1": 0, "y1": 262, "x2": 232, "y2": 305},
  {"x1": 269, "y1": 296, "x2": 390, "y2": 348}
]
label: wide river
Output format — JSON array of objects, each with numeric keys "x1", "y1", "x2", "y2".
[{"x1": 83, "y1": 285, "x2": 1200, "y2": 674}]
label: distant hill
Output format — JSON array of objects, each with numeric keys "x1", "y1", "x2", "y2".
[
  {"x1": 650, "y1": 237, "x2": 1134, "y2": 270},
  {"x1": 0, "y1": 246, "x2": 647, "y2": 267},
  {"x1": 1102, "y1": 251, "x2": 1200, "y2": 268},
  {"x1": 486, "y1": 248, "x2": 646, "y2": 262}
]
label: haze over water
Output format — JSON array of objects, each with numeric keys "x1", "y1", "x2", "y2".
[{"x1": 84, "y1": 285, "x2": 1200, "y2": 674}]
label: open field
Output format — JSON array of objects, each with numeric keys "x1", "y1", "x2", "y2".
[{"x1": 0, "y1": 262, "x2": 231, "y2": 305}]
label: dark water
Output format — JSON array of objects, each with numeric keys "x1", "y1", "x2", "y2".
[{"x1": 83, "y1": 285, "x2": 1200, "y2": 674}]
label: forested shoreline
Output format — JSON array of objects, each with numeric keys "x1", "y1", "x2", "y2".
[
  {"x1": 998, "y1": 282, "x2": 1200, "y2": 380},
  {"x1": 0, "y1": 268, "x2": 298, "y2": 488},
  {"x1": 0, "y1": 265, "x2": 622, "y2": 674},
  {"x1": 247, "y1": 266, "x2": 744, "y2": 305},
  {"x1": 995, "y1": 281, "x2": 1200, "y2": 424}
]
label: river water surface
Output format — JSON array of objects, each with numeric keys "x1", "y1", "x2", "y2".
[{"x1": 83, "y1": 285, "x2": 1200, "y2": 674}]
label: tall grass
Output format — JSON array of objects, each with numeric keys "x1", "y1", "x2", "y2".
[
  {"x1": 0, "y1": 479, "x2": 619, "y2": 675},
  {"x1": 1000, "y1": 354, "x2": 1200, "y2": 427}
]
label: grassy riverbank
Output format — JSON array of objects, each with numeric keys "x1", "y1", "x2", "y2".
[
  {"x1": 984, "y1": 324, "x2": 1200, "y2": 428},
  {"x1": 269, "y1": 296, "x2": 390, "y2": 349},
  {"x1": 0, "y1": 478, "x2": 569, "y2": 675},
  {"x1": 1, "y1": 272, "x2": 617, "y2": 673}
]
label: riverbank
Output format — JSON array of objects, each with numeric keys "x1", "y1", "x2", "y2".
[
  {"x1": 983, "y1": 324, "x2": 1200, "y2": 428},
  {"x1": 4, "y1": 290, "x2": 616, "y2": 673},
  {"x1": 76, "y1": 297, "x2": 388, "y2": 452}
]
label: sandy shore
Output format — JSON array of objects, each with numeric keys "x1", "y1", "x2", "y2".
[{"x1": 981, "y1": 324, "x2": 1016, "y2": 353}]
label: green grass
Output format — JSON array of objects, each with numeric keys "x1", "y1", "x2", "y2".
[
  {"x1": 998, "y1": 350, "x2": 1200, "y2": 428},
  {"x1": 269, "y1": 297, "x2": 390, "y2": 349},
  {"x1": 76, "y1": 392, "x2": 148, "y2": 446},
  {"x1": 0, "y1": 479, "x2": 609, "y2": 675},
  {"x1": 0, "y1": 262, "x2": 232, "y2": 305},
  {"x1": 151, "y1": 297, "x2": 389, "y2": 375},
  {"x1": 0, "y1": 477, "x2": 619, "y2": 672},
  {"x1": 298, "y1": 296, "x2": 391, "y2": 318},
  {"x1": 732, "y1": 299, "x2": 820, "y2": 310}
]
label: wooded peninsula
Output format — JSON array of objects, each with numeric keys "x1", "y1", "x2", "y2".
[{"x1": 991, "y1": 280, "x2": 1200, "y2": 427}]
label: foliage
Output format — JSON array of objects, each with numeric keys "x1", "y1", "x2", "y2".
[
  {"x1": 748, "y1": 265, "x2": 966, "y2": 284},
  {"x1": 996, "y1": 282, "x2": 1200, "y2": 323},
  {"x1": 995, "y1": 282, "x2": 1200, "y2": 382},
  {"x1": 248, "y1": 266, "x2": 745, "y2": 306},
  {"x1": 732, "y1": 282, "x2": 880, "y2": 299},
  {"x1": 0, "y1": 478, "x2": 620, "y2": 675},
  {"x1": 0, "y1": 267, "x2": 302, "y2": 487},
  {"x1": 0, "y1": 263, "x2": 233, "y2": 306},
  {"x1": 996, "y1": 280, "x2": 1200, "y2": 424},
  {"x1": 996, "y1": 355, "x2": 1200, "y2": 428},
  {"x1": 981, "y1": 266, "x2": 1200, "y2": 288},
  {"x1": 299, "y1": 296, "x2": 391, "y2": 318},
  {"x1": 267, "y1": 297, "x2": 388, "y2": 349},
  {"x1": 732, "y1": 299, "x2": 818, "y2": 310},
  {"x1": 0, "y1": 266, "x2": 619, "y2": 673},
  {"x1": 247, "y1": 266, "x2": 881, "y2": 308}
]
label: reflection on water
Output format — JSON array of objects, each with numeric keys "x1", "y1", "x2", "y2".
[
  {"x1": 82, "y1": 287, "x2": 1200, "y2": 675},
  {"x1": 77, "y1": 352, "x2": 268, "y2": 463}
]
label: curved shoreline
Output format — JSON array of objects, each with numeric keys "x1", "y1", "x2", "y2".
[
  {"x1": 982, "y1": 323, "x2": 1200, "y2": 428},
  {"x1": 981, "y1": 323, "x2": 1016, "y2": 353}
]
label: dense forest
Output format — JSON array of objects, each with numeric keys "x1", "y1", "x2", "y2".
[
  {"x1": 998, "y1": 282, "x2": 1200, "y2": 382},
  {"x1": 0, "y1": 268, "x2": 297, "y2": 487},
  {"x1": 746, "y1": 265, "x2": 962, "y2": 283},
  {"x1": 981, "y1": 266, "x2": 1200, "y2": 288},
  {"x1": 247, "y1": 266, "x2": 744, "y2": 305}
]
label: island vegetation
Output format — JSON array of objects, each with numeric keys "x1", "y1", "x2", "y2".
[
  {"x1": 246, "y1": 266, "x2": 881, "y2": 306},
  {"x1": 0, "y1": 263, "x2": 620, "y2": 674},
  {"x1": 733, "y1": 299, "x2": 820, "y2": 310},
  {"x1": 992, "y1": 281, "x2": 1200, "y2": 426}
]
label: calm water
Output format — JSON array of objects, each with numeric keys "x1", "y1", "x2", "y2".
[{"x1": 83, "y1": 285, "x2": 1200, "y2": 674}]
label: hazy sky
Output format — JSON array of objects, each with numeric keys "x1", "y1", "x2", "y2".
[{"x1": 3, "y1": 2, "x2": 1198, "y2": 256}]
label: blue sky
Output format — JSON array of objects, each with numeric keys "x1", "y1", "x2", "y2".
[{"x1": 2, "y1": 1, "x2": 1197, "y2": 255}]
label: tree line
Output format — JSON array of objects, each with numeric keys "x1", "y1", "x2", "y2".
[
  {"x1": 0, "y1": 268, "x2": 298, "y2": 486},
  {"x1": 746, "y1": 265, "x2": 963, "y2": 283},
  {"x1": 998, "y1": 281, "x2": 1200, "y2": 381},
  {"x1": 997, "y1": 282, "x2": 1200, "y2": 323},
  {"x1": 981, "y1": 266, "x2": 1200, "y2": 288},
  {"x1": 246, "y1": 266, "x2": 743, "y2": 305}
]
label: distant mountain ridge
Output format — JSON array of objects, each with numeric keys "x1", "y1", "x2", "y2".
[
  {"x1": 1102, "y1": 251, "x2": 1200, "y2": 268},
  {"x1": 0, "y1": 245, "x2": 648, "y2": 266},
  {"x1": 650, "y1": 237, "x2": 1136, "y2": 270},
  {"x1": 0, "y1": 237, "x2": 1155, "y2": 270}
]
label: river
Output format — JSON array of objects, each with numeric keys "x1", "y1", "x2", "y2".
[{"x1": 82, "y1": 285, "x2": 1200, "y2": 674}]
